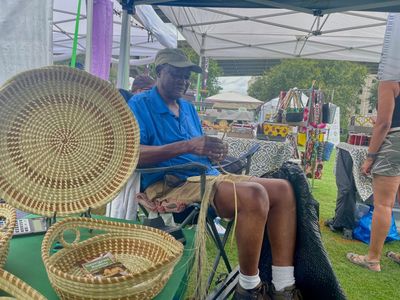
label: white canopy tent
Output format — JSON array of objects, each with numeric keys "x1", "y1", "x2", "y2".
[
  {"x1": 160, "y1": 6, "x2": 387, "y2": 63},
  {"x1": 206, "y1": 92, "x2": 263, "y2": 110},
  {"x1": 206, "y1": 109, "x2": 255, "y2": 121},
  {"x1": 53, "y1": 1, "x2": 176, "y2": 64}
]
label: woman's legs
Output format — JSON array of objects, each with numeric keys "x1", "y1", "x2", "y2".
[{"x1": 367, "y1": 175, "x2": 400, "y2": 261}]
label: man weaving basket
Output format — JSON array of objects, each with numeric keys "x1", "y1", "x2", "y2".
[{"x1": 128, "y1": 48, "x2": 301, "y2": 300}]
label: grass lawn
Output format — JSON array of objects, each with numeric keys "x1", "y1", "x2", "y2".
[{"x1": 185, "y1": 150, "x2": 400, "y2": 299}]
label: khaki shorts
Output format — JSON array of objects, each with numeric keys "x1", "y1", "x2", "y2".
[
  {"x1": 372, "y1": 131, "x2": 400, "y2": 176},
  {"x1": 144, "y1": 174, "x2": 252, "y2": 210}
]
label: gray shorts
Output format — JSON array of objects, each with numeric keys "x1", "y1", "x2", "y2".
[{"x1": 371, "y1": 131, "x2": 400, "y2": 176}]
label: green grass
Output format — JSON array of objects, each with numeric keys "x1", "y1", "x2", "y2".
[{"x1": 185, "y1": 151, "x2": 400, "y2": 299}]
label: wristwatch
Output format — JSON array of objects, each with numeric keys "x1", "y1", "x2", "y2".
[{"x1": 367, "y1": 152, "x2": 378, "y2": 160}]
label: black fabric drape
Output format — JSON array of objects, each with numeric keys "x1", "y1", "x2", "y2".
[
  {"x1": 259, "y1": 162, "x2": 346, "y2": 300},
  {"x1": 330, "y1": 148, "x2": 357, "y2": 230}
]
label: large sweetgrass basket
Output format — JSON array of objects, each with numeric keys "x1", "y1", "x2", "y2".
[
  {"x1": 0, "y1": 269, "x2": 46, "y2": 300},
  {"x1": 0, "y1": 66, "x2": 183, "y2": 299},
  {"x1": 0, "y1": 66, "x2": 139, "y2": 217},
  {"x1": 42, "y1": 217, "x2": 183, "y2": 300},
  {"x1": 0, "y1": 204, "x2": 16, "y2": 268}
]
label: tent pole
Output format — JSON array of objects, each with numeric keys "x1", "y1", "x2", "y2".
[
  {"x1": 117, "y1": 8, "x2": 132, "y2": 89},
  {"x1": 196, "y1": 34, "x2": 206, "y2": 107},
  {"x1": 70, "y1": 0, "x2": 82, "y2": 68},
  {"x1": 85, "y1": 0, "x2": 94, "y2": 73},
  {"x1": 195, "y1": 55, "x2": 203, "y2": 105}
]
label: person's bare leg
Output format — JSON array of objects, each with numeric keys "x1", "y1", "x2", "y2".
[
  {"x1": 251, "y1": 178, "x2": 297, "y2": 266},
  {"x1": 398, "y1": 186, "x2": 400, "y2": 206},
  {"x1": 367, "y1": 175, "x2": 400, "y2": 262},
  {"x1": 213, "y1": 181, "x2": 268, "y2": 275}
]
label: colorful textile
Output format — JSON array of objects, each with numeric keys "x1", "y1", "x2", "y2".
[{"x1": 139, "y1": 174, "x2": 250, "y2": 213}]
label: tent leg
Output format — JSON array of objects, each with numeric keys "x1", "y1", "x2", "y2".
[
  {"x1": 85, "y1": 0, "x2": 94, "y2": 73},
  {"x1": 117, "y1": 9, "x2": 132, "y2": 89},
  {"x1": 196, "y1": 55, "x2": 203, "y2": 108}
]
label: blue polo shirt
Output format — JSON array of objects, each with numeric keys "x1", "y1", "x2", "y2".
[{"x1": 128, "y1": 87, "x2": 219, "y2": 190}]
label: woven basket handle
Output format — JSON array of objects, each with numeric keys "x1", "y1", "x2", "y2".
[
  {"x1": 58, "y1": 228, "x2": 81, "y2": 248},
  {"x1": 0, "y1": 205, "x2": 16, "y2": 236},
  {"x1": 43, "y1": 217, "x2": 133, "y2": 250},
  {"x1": 41, "y1": 217, "x2": 172, "y2": 261}
]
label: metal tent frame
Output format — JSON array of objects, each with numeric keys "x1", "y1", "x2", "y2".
[{"x1": 115, "y1": 0, "x2": 398, "y2": 90}]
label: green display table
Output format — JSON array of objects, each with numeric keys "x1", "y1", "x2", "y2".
[{"x1": 3, "y1": 216, "x2": 194, "y2": 300}]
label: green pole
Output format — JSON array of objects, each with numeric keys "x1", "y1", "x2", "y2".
[
  {"x1": 196, "y1": 72, "x2": 202, "y2": 110},
  {"x1": 70, "y1": 0, "x2": 82, "y2": 68}
]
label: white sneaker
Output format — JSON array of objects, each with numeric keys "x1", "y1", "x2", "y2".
[{"x1": 214, "y1": 217, "x2": 226, "y2": 236}]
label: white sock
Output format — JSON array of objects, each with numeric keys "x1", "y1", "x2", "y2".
[
  {"x1": 238, "y1": 270, "x2": 261, "y2": 290},
  {"x1": 271, "y1": 266, "x2": 295, "y2": 291}
]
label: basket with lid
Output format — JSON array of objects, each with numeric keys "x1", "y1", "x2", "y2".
[{"x1": 0, "y1": 66, "x2": 183, "y2": 299}]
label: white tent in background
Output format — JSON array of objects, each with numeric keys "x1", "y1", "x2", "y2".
[
  {"x1": 207, "y1": 109, "x2": 255, "y2": 121},
  {"x1": 205, "y1": 92, "x2": 263, "y2": 110}
]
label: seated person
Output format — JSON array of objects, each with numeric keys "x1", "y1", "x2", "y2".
[
  {"x1": 128, "y1": 48, "x2": 301, "y2": 300},
  {"x1": 131, "y1": 75, "x2": 155, "y2": 94}
]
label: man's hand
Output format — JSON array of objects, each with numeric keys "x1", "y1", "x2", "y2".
[{"x1": 188, "y1": 136, "x2": 228, "y2": 162}]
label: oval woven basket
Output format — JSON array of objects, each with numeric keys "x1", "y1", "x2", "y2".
[
  {"x1": 0, "y1": 269, "x2": 45, "y2": 300},
  {"x1": 42, "y1": 217, "x2": 183, "y2": 300},
  {"x1": 0, "y1": 204, "x2": 16, "y2": 268},
  {"x1": 0, "y1": 66, "x2": 140, "y2": 216}
]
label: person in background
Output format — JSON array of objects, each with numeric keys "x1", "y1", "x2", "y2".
[
  {"x1": 128, "y1": 48, "x2": 301, "y2": 300},
  {"x1": 131, "y1": 75, "x2": 155, "y2": 94},
  {"x1": 117, "y1": 75, "x2": 155, "y2": 103},
  {"x1": 347, "y1": 80, "x2": 400, "y2": 271}
]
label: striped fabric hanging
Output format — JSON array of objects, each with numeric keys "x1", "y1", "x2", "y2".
[{"x1": 378, "y1": 13, "x2": 400, "y2": 81}]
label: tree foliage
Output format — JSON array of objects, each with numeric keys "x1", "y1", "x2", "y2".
[
  {"x1": 180, "y1": 47, "x2": 223, "y2": 97},
  {"x1": 248, "y1": 59, "x2": 369, "y2": 128},
  {"x1": 368, "y1": 78, "x2": 378, "y2": 110}
]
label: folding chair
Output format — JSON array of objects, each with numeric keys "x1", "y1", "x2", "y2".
[{"x1": 136, "y1": 143, "x2": 261, "y2": 293}]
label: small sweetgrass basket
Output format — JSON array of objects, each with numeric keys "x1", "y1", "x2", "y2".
[
  {"x1": 0, "y1": 66, "x2": 183, "y2": 299},
  {"x1": 41, "y1": 217, "x2": 183, "y2": 300},
  {"x1": 0, "y1": 204, "x2": 16, "y2": 268}
]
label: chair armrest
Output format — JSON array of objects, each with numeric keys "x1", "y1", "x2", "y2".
[
  {"x1": 136, "y1": 162, "x2": 209, "y2": 174},
  {"x1": 216, "y1": 143, "x2": 261, "y2": 175}
]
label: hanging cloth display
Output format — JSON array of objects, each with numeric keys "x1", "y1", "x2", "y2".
[
  {"x1": 378, "y1": 13, "x2": 400, "y2": 81},
  {"x1": 91, "y1": 0, "x2": 113, "y2": 80}
]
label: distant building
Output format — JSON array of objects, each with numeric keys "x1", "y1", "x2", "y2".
[{"x1": 359, "y1": 74, "x2": 377, "y2": 115}]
